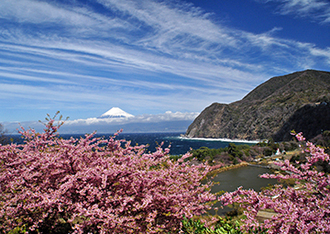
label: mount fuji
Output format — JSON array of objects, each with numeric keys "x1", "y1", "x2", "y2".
[{"x1": 99, "y1": 107, "x2": 134, "y2": 119}]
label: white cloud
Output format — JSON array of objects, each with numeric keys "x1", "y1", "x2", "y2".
[
  {"x1": 97, "y1": 0, "x2": 236, "y2": 46},
  {"x1": 279, "y1": 0, "x2": 328, "y2": 15},
  {"x1": 0, "y1": 30, "x2": 263, "y2": 93},
  {"x1": 0, "y1": 0, "x2": 130, "y2": 32},
  {"x1": 309, "y1": 47, "x2": 330, "y2": 63},
  {"x1": 0, "y1": 69, "x2": 75, "y2": 84},
  {"x1": 65, "y1": 111, "x2": 199, "y2": 126},
  {"x1": 1, "y1": 0, "x2": 328, "y2": 77},
  {"x1": 259, "y1": 0, "x2": 330, "y2": 24}
]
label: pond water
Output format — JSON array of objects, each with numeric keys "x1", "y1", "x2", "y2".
[{"x1": 209, "y1": 165, "x2": 277, "y2": 215}]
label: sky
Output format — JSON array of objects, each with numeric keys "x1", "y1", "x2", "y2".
[{"x1": 1, "y1": 0, "x2": 330, "y2": 126}]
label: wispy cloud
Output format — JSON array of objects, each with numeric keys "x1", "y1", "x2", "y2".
[
  {"x1": 97, "y1": 0, "x2": 238, "y2": 51},
  {"x1": 2, "y1": 0, "x2": 329, "y2": 72},
  {"x1": 0, "y1": 0, "x2": 130, "y2": 34},
  {"x1": 258, "y1": 0, "x2": 330, "y2": 24}
]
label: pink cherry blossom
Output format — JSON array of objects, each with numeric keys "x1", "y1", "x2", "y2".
[{"x1": 0, "y1": 114, "x2": 215, "y2": 233}]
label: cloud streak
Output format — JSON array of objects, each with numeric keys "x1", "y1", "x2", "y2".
[{"x1": 259, "y1": 0, "x2": 330, "y2": 24}]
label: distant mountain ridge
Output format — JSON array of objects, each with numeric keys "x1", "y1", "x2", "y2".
[{"x1": 185, "y1": 70, "x2": 330, "y2": 141}]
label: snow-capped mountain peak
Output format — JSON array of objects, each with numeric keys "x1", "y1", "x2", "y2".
[{"x1": 99, "y1": 107, "x2": 134, "y2": 118}]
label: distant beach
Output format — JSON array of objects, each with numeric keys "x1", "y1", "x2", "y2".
[{"x1": 176, "y1": 135, "x2": 260, "y2": 144}]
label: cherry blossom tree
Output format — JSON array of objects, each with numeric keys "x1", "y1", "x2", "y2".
[
  {"x1": 0, "y1": 113, "x2": 215, "y2": 233},
  {"x1": 220, "y1": 132, "x2": 330, "y2": 233}
]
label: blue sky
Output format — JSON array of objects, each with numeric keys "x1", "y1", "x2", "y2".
[{"x1": 1, "y1": 0, "x2": 330, "y2": 123}]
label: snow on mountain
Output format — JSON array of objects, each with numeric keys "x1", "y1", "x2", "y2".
[{"x1": 99, "y1": 107, "x2": 134, "y2": 118}]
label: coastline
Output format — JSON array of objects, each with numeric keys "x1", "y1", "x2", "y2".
[{"x1": 177, "y1": 135, "x2": 260, "y2": 144}]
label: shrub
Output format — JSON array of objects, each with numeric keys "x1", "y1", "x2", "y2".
[
  {"x1": 220, "y1": 132, "x2": 330, "y2": 233},
  {"x1": 228, "y1": 143, "x2": 243, "y2": 159},
  {"x1": 181, "y1": 216, "x2": 243, "y2": 234},
  {"x1": 0, "y1": 114, "x2": 215, "y2": 233}
]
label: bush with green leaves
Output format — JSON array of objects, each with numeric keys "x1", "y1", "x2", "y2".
[{"x1": 181, "y1": 216, "x2": 243, "y2": 234}]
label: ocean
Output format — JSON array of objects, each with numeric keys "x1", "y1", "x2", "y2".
[
  {"x1": 63, "y1": 132, "x2": 258, "y2": 155},
  {"x1": 9, "y1": 132, "x2": 257, "y2": 155}
]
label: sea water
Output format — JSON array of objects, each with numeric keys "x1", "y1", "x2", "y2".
[
  {"x1": 9, "y1": 132, "x2": 257, "y2": 155},
  {"x1": 77, "y1": 132, "x2": 256, "y2": 155}
]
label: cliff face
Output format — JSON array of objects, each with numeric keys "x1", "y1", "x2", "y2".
[{"x1": 185, "y1": 70, "x2": 330, "y2": 141}]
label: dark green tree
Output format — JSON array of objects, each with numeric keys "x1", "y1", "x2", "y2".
[{"x1": 228, "y1": 143, "x2": 243, "y2": 159}]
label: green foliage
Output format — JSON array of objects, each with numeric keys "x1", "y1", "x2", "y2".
[
  {"x1": 282, "y1": 141, "x2": 299, "y2": 151},
  {"x1": 256, "y1": 140, "x2": 268, "y2": 147},
  {"x1": 228, "y1": 143, "x2": 243, "y2": 159},
  {"x1": 7, "y1": 225, "x2": 27, "y2": 234},
  {"x1": 232, "y1": 158, "x2": 239, "y2": 165},
  {"x1": 263, "y1": 147, "x2": 273, "y2": 156},
  {"x1": 169, "y1": 154, "x2": 182, "y2": 161},
  {"x1": 257, "y1": 139, "x2": 279, "y2": 150},
  {"x1": 256, "y1": 139, "x2": 281, "y2": 156},
  {"x1": 323, "y1": 130, "x2": 330, "y2": 138},
  {"x1": 191, "y1": 144, "x2": 252, "y2": 165},
  {"x1": 181, "y1": 216, "x2": 243, "y2": 234},
  {"x1": 191, "y1": 147, "x2": 227, "y2": 162},
  {"x1": 242, "y1": 148, "x2": 250, "y2": 157},
  {"x1": 319, "y1": 130, "x2": 330, "y2": 153}
]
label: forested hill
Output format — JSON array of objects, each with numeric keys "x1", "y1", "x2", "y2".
[{"x1": 185, "y1": 70, "x2": 330, "y2": 141}]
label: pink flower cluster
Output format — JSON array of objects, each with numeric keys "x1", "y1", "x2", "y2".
[
  {"x1": 0, "y1": 116, "x2": 215, "y2": 233},
  {"x1": 220, "y1": 132, "x2": 330, "y2": 233}
]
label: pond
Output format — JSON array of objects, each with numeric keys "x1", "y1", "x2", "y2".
[{"x1": 209, "y1": 165, "x2": 277, "y2": 215}]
